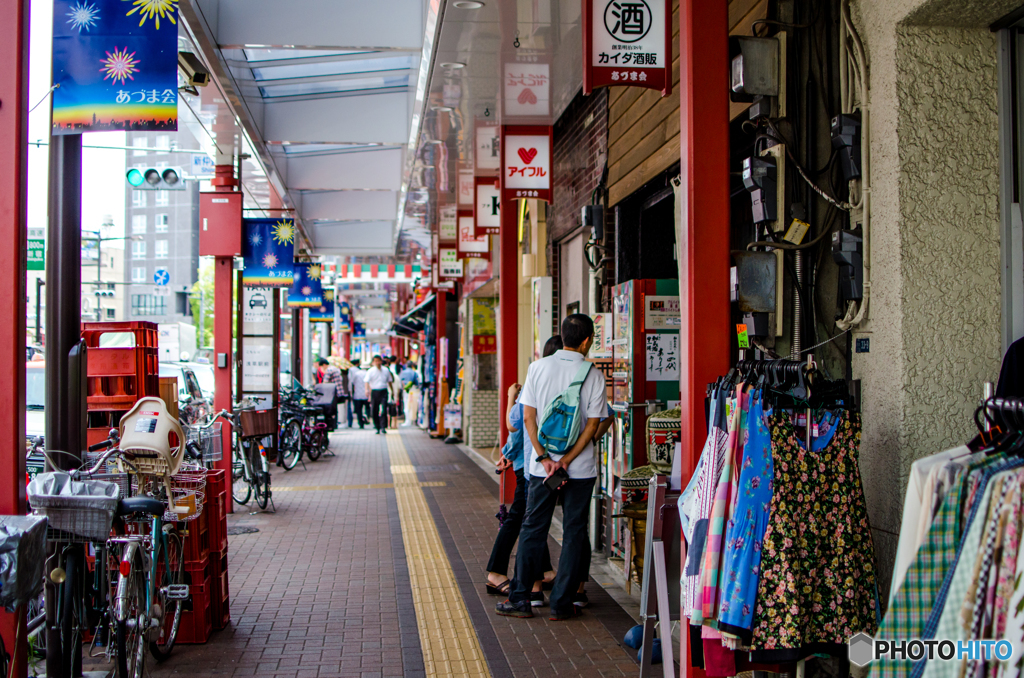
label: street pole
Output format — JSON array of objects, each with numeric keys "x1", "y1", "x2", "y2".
[
  {"x1": 35, "y1": 278, "x2": 44, "y2": 345},
  {"x1": 198, "y1": 288, "x2": 204, "y2": 347},
  {"x1": 96, "y1": 234, "x2": 102, "y2": 321}
]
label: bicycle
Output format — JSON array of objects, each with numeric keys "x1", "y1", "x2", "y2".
[
  {"x1": 194, "y1": 408, "x2": 273, "y2": 510},
  {"x1": 280, "y1": 387, "x2": 330, "y2": 462}
]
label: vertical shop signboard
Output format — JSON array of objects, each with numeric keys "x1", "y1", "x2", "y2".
[
  {"x1": 458, "y1": 170, "x2": 475, "y2": 207},
  {"x1": 438, "y1": 247, "x2": 463, "y2": 279},
  {"x1": 439, "y1": 205, "x2": 458, "y2": 244},
  {"x1": 504, "y1": 62, "x2": 550, "y2": 118},
  {"x1": 52, "y1": 0, "x2": 179, "y2": 133},
  {"x1": 458, "y1": 211, "x2": 490, "y2": 260},
  {"x1": 475, "y1": 124, "x2": 501, "y2": 173},
  {"x1": 501, "y1": 126, "x2": 553, "y2": 202},
  {"x1": 474, "y1": 177, "x2": 501, "y2": 236},
  {"x1": 583, "y1": 0, "x2": 673, "y2": 96}
]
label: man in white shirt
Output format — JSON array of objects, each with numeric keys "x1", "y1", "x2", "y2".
[
  {"x1": 348, "y1": 366, "x2": 368, "y2": 429},
  {"x1": 364, "y1": 355, "x2": 394, "y2": 434},
  {"x1": 496, "y1": 314, "x2": 606, "y2": 621}
]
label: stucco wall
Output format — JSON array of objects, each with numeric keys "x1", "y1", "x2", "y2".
[{"x1": 852, "y1": 0, "x2": 1013, "y2": 602}]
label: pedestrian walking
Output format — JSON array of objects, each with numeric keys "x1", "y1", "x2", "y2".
[
  {"x1": 496, "y1": 314, "x2": 606, "y2": 621},
  {"x1": 365, "y1": 354, "x2": 393, "y2": 434},
  {"x1": 319, "y1": 358, "x2": 344, "y2": 431},
  {"x1": 484, "y1": 336, "x2": 562, "y2": 604},
  {"x1": 348, "y1": 365, "x2": 369, "y2": 429},
  {"x1": 399, "y1": 361, "x2": 420, "y2": 428}
]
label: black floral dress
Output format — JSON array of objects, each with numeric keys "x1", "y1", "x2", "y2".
[{"x1": 749, "y1": 410, "x2": 878, "y2": 660}]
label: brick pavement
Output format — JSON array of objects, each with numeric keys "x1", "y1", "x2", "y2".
[{"x1": 137, "y1": 429, "x2": 638, "y2": 677}]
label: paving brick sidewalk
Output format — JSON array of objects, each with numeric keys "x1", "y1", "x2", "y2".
[{"x1": 132, "y1": 428, "x2": 638, "y2": 677}]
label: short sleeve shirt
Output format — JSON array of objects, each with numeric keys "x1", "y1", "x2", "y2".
[{"x1": 518, "y1": 349, "x2": 607, "y2": 480}]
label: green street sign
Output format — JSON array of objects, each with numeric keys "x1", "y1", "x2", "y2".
[{"x1": 27, "y1": 239, "x2": 44, "y2": 271}]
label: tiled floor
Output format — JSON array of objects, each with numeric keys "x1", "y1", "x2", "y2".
[{"x1": 140, "y1": 428, "x2": 639, "y2": 677}]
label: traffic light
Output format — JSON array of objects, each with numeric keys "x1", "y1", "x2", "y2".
[
  {"x1": 126, "y1": 166, "x2": 185, "y2": 190},
  {"x1": 94, "y1": 289, "x2": 115, "y2": 297}
]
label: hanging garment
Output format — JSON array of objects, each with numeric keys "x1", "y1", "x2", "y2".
[
  {"x1": 998, "y1": 527, "x2": 1024, "y2": 678},
  {"x1": 749, "y1": 410, "x2": 878, "y2": 661},
  {"x1": 718, "y1": 389, "x2": 774, "y2": 642}
]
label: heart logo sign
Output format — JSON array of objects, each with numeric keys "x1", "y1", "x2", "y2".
[
  {"x1": 518, "y1": 88, "x2": 538, "y2": 105},
  {"x1": 518, "y1": 148, "x2": 538, "y2": 164}
]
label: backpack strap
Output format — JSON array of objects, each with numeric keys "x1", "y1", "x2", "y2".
[{"x1": 570, "y1": 361, "x2": 592, "y2": 388}]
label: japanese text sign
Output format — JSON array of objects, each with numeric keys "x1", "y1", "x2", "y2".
[
  {"x1": 584, "y1": 0, "x2": 672, "y2": 96},
  {"x1": 439, "y1": 205, "x2": 458, "y2": 243},
  {"x1": 458, "y1": 170, "x2": 474, "y2": 206},
  {"x1": 504, "y1": 63, "x2": 550, "y2": 118},
  {"x1": 475, "y1": 124, "x2": 500, "y2": 172},
  {"x1": 457, "y1": 212, "x2": 490, "y2": 259},
  {"x1": 502, "y1": 126, "x2": 552, "y2": 202},
  {"x1": 52, "y1": 0, "x2": 179, "y2": 134},
  {"x1": 475, "y1": 177, "x2": 501, "y2": 236},
  {"x1": 438, "y1": 247, "x2": 463, "y2": 279}
]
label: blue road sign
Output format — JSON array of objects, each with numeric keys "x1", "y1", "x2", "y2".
[{"x1": 154, "y1": 268, "x2": 170, "y2": 286}]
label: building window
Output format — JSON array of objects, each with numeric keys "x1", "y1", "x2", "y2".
[
  {"x1": 132, "y1": 214, "x2": 147, "y2": 234},
  {"x1": 155, "y1": 240, "x2": 168, "y2": 259},
  {"x1": 155, "y1": 214, "x2": 169, "y2": 232},
  {"x1": 132, "y1": 267, "x2": 146, "y2": 283},
  {"x1": 155, "y1": 190, "x2": 169, "y2": 206},
  {"x1": 131, "y1": 294, "x2": 165, "y2": 316},
  {"x1": 132, "y1": 138, "x2": 147, "y2": 157},
  {"x1": 132, "y1": 190, "x2": 146, "y2": 208},
  {"x1": 155, "y1": 135, "x2": 170, "y2": 150},
  {"x1": 132, "y1": 241, "x2": 146, "y2": 259},
  {"x1": 106, "y1": 308, "x2": 116, "y2": 319}
]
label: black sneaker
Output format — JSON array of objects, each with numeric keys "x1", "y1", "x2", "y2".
[
  {"x1": 530, "y1": 592, "x2": 546, "y2": 607},
  {"x1": 549, "y1": 606, "x2": 582, "y2": 621},
  {"x1": 573, "y1": 592, "x2": 589, "y2": 608},
  {"x1": 496, "y1": 599, "x2": 533, "y2": 618}
]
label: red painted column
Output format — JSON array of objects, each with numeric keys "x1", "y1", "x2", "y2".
[
  {"x1": 679, "y1": 0, "x2": 730, "y2": 675},
  {"x1": 212, "y1": 164, "x2": 237, "y2": 508},
  {"x1": 497, "y1": 186, "x2": 519, "y2": 503},
  {"x1": 0, "y1": 0, "x2": 30, "y2": 671},
  {"x1": 342, "y1": 330, "x2": 351, "y2": 362},
  {"x1": 435, "y1": 290, "x2": 447, "y2": 434}
]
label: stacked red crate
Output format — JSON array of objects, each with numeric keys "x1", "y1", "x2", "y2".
[
  {"x1": 206, "y1": 470, "x2": 230, "y2": 630},
  {"x1": 177, "y1": 555, "x2": 213, "y2": 644}
]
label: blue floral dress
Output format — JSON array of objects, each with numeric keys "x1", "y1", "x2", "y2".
[{"x1": 718, "y1": 389, "x2": 773, "y2": 641}]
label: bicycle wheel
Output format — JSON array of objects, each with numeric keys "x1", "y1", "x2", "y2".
[
  {"x1": 59, "y1": 547, "x2": 85, "y2": 678},
  {"x1": 115, "y1": 545, "x2": 146, "y2": 678},
  {"x1": 251, "y1": 442, "x2": 270, "y2": 510},
  {"x1": 279, "y1": 418, "x2": 302, "y2": 470},
  {"x1": 149, "y1": 530, "x2": 183, "y2": 661},
  {"x1": 305, "y1": 421, "x2": 324, "y2": 461},
  {"x1": 232, "y1": 443, "x2": 252, "y2": 505}
]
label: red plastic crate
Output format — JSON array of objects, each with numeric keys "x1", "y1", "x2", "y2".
[
  {"x1": 210, "y1": 549, "x2": 229, "y2": 630},
  {"x1": 81, "y1": 321, "x2": 158, "y2": 349},
  {"x1": 181, "y1": 510, "x2": 211, "y2": 565},
  {"x1": 205, "y1": 470, "x2": 227, "y2": 554},
  {"x1": 176, "y1": 572, "x2": 212, "y2": 644}
]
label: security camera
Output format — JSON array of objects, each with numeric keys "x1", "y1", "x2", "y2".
[{"x1": 178, "y1": 51, "x2": 210, "y2": 88}]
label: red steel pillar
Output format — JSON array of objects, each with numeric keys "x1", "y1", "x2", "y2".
[
  {"x1": 212, "y1": 164, "x2": 236, "y2": 508},
  {"x1": 434, "y1": 290, "x2": 447, "y2": 434},
  {"x1": 0, "y1": 0, "x2": 30, "y2": 670},
  {"x1": 679, "y1": 0, "x2": 730, "y2": 675},
  {"x1": 497, "y1": 186, "x2": 519, "y2": 503}
]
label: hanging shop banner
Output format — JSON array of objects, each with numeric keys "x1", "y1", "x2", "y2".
[
  {"x1": 463, "y1": 257, "x2": 493, "y2": 296},
  {"x1": 458, "y1": 170, "x2": 474, "y2": 207},
  {"x1": 339, "y1": 301, "x2": 351, "y2": 332},
  {"x1": 287, "y1": 262, "x2": 323, "y2": 308},
  {"x1": 439, "y1": 205, "x2": 458, "y2": 243},
  {"x1": 457, "y1": 211, "x2": 490, "y2": 259},
  {"x1": 242, "y1": 219, "x2": 295, "y2": 287},
  {"x1": 353, "y1": 322, "x2": 366, "y2": 338},
  {"x1": 504, "y1": 62, "x2": 550, "y2": 118},
  {"x1": 475, "y1": 124, "x2": 501, "y2": 172},
  {"x1": 583, "y1": 0, "x2": 672, "y2": 96},
  {"x1": 310, "y1": 293, "x2": 335, "y2": 323},
  {"x1": 501, "y1": 126, "x2": 553, "y2": 202},
  {"x1": 475, "y1": 177, "x2": 501, "y2": 236},
  {"x1": 52, "y1": 0, "x2": 179, "y2": 134},
  {"x1": 438, "y1": 247, "x2": 463, "y2": 279}
]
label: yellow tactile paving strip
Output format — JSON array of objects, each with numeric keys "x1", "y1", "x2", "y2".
[
  {"x1": 273, "y1": 481, "x2": 446, "y2": 492},
  {"x1": 386, "y1": 433, "x2": 492, "y2": 678}
]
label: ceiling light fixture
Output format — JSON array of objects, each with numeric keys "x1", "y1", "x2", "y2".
[
  {"x1": 431, "y1": 106, "x2": 453, "y2": 112},
  {"x1": 453, "y1": 1, "x2": 484, "y2": 8},
  {"x1": 439, "y1": 62, "x2": 466, "y2": 69}
]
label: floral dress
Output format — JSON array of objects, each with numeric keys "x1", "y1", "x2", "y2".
[{"x1": 749, "y1": 410, "x2": 878, "y2": 658}]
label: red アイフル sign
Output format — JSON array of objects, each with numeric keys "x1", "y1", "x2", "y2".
[
  {"x1": 501, "y1": 125, "x2": 553, "y2": 202},
  {"x1": 583, "y1": 0, "x2": 673, "y2": 96}
]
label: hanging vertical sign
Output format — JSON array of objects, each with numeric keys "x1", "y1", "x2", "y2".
[
  {"x1": 242, "y1": 218, "x2": 296, "y2": 287},
  {"x1": 339, "y1": 301, "x2": 351, "y2": 331},
  {"x1": 475, "y1": 124, "x2": 501, "y2": 172},
  {"x1": 458, "y1": 211, "x2": 489, "y2": 259},
  {"x1": 504, "y1": 62, "x2": 550, "y2": 118},
  {"x1": 439, "y1": 205, "x2": 458, "y2": 243},
  {"x1": 458, "y1": 170, "x2": 475, "y2": 207},
  {"x1": 287, "y1": 262, "x2": 323, "y2": 307},
  {"x1": 438, "y1": 247, "x2": 463, "y2": 279},
  {"x1": 310, "y1": 289, "x2": 335, "y2": 323},
  {"x1": 583, "y1": 0, "x2": 673, "y2": 96},
  {"x1": 474, "y1": 177, "x2": 501, "y2": 236},
  {"x1": 52, "y1": 0, "x2": 179, "y2": 134},
  {"x1": 501, "y1": 126, "x2": 553, "y2": 202}
]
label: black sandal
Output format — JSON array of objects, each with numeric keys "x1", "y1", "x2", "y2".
[{"x1": 485, "y1": 579, "x2": 511, "y2": 596}]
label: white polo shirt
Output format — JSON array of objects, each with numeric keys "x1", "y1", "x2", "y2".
[
  {"x1": 518, "y1": 349, "x2": 607, "y2": 480},
  {"x1": 365, "y1": 365, "x2": 392, "y2": 390}
]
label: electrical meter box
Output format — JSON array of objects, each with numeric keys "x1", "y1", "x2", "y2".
[{"x1": 199, "y1": 191, "x2": 242, "y2": 257}]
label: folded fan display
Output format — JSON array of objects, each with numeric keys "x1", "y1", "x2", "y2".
[
  {"x1": 874, "y1": 398, "x2": 1024, "y2": 678},
  {"x1": 679, "y1": 359, "x2": 878, "y2": 675}
]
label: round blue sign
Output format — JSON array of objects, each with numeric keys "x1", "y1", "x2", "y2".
[{"x1": 154, "y1": 268, "x2": 170, "y2": 286}]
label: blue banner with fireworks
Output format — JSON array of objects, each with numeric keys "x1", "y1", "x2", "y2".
[
  {"x1": 288, "y1": 262, "x2": 323, "y2": 308},
  {"x1": 242, "y1": 219, "x2": 295, "y2": 287},
  {"x1": 353, "y1": 322, "x2": 366, "y2": 338},
  {"x1": 339, "y1": 301, "x2": 351, "y2": 331},
  {"x1": 52, "y1": 0, "x2": 179, "y2": 134},
  {"x1": 310, "y1": 289, "x2": 335, "y2": 323}
]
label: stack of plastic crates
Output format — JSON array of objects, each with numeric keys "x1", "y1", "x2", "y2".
[
  {"x1": 206, "y1": 469, "x2": 230, "y2": 630},
  {"x1": 173, "y1": 463, "x2": 216, "y2": 643},
  {"x1": 80, "y1": 321, "x2": 160, "y2": 449}
]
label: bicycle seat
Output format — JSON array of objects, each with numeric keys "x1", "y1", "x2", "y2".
[{"x1": 117, "y1": 497, "x2": 166, "y2": 518}]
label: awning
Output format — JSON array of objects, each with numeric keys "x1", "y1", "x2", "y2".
[{"x1": 391, "y1": 294, "x2": 434, "y2": 337}]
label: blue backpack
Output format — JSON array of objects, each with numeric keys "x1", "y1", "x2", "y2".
[{"x1": 537, "y1": 361, "x2": 593, "y2": 454}]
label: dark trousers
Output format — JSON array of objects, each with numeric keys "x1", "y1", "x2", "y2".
[
  {"x1": 485, "y1": 468, "x2": 552, "y2": 577},
  {"x1": 510, "y1": 475, "x2": 594, "y2": 614},
  {"x1": 370, "y1": 389, "x2": 389, "y2": 432},
  {"x1": 351, "y1": 399, "x2": 368, "y2": 428}
]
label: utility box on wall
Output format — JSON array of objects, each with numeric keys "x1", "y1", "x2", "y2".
[{"x1": 199, "y1": 192, "x2": 243, "y2": 257}]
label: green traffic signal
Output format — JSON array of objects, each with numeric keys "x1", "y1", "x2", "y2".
[{"x1": 126, "y1": 168, "x2": 144, "y2": 187}]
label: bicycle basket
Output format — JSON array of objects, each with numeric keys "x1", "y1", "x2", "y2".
[
  {"x1": 118, "y1": 397, "x2": 186, "y2": 477},
  {"x1": 184, "y1": 420, "x2": 223, "y2": 463},
  {"x1": 238, "y1": 407, "x2": 277, "y2": 439},
  {"x1": 133, "y1": 462, "x2": 207, "y2": 523},
  {"x1": 27, "y1": 472, "x2": 119, "y2": 542}
]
